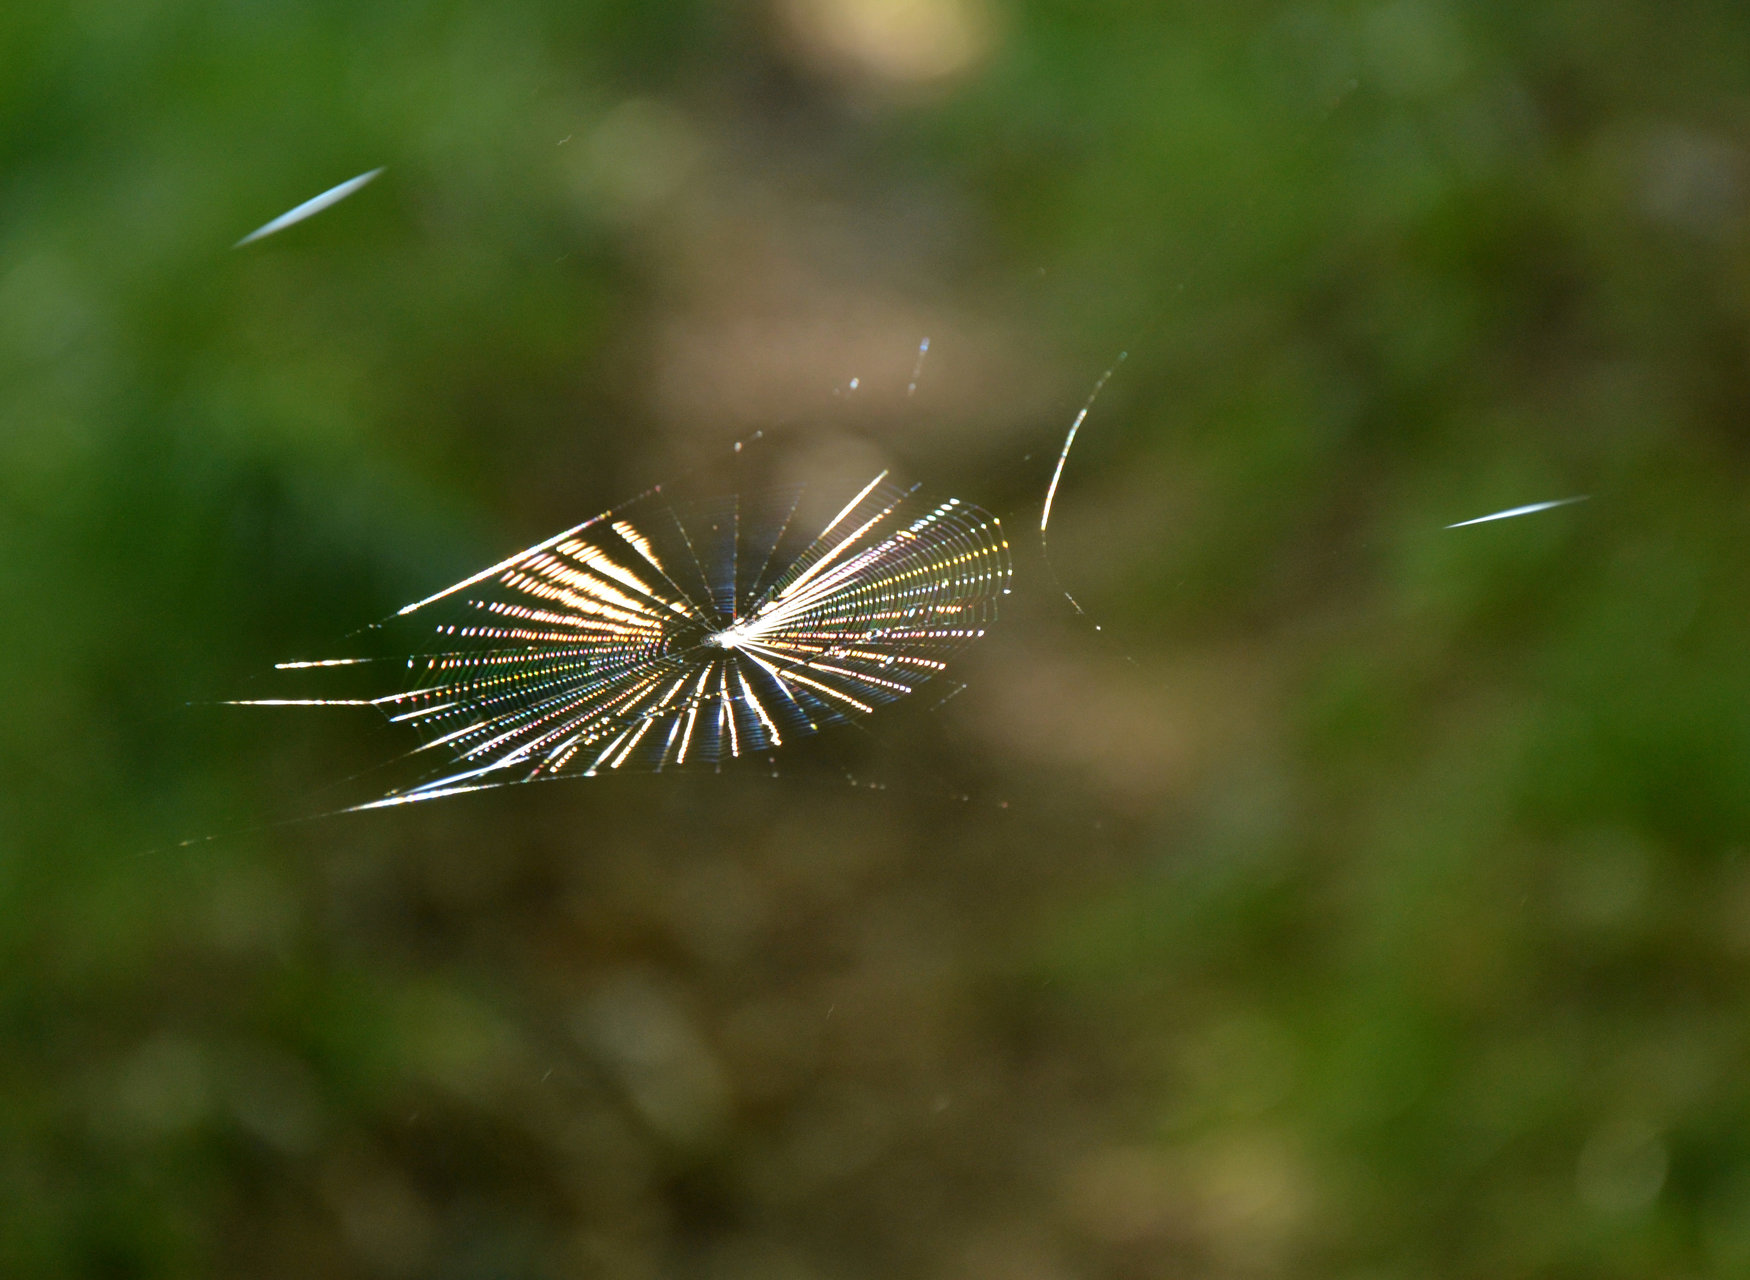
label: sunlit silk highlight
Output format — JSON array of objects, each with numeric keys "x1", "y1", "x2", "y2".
[
  {"x1": 1446, "y1": 495, "x2": 1590, "y2": 528},
  {"x1": 234, "y1": 168, "x2": 384, "y2": 247}
]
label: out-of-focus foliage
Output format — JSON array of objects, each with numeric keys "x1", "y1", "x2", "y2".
[{"x1": 5, "y1": 0, "x2": 1750, "y2": 1275}]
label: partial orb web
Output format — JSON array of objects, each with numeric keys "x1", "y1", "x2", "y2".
[{"x1": 238, "y1": 472, "x2": 1011, "y2": 809}]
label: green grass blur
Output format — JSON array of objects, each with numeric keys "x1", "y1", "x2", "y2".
[{"x1": 6, "y1": 0, "x2": 1750, "y2": 1275}]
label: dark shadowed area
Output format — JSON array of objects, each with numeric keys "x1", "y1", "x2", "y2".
[{"x1": 6, "y1": 1, "x2": 1750, "y2": 1276}]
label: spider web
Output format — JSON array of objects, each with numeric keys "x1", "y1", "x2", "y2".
[{"x1": 241, "y1": 469, "x2": 1011, "y2": 809}]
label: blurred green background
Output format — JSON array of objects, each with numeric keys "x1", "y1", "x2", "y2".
[{"x1": 7, "y1": 0, "x2": 1750, "y2": 1275}]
